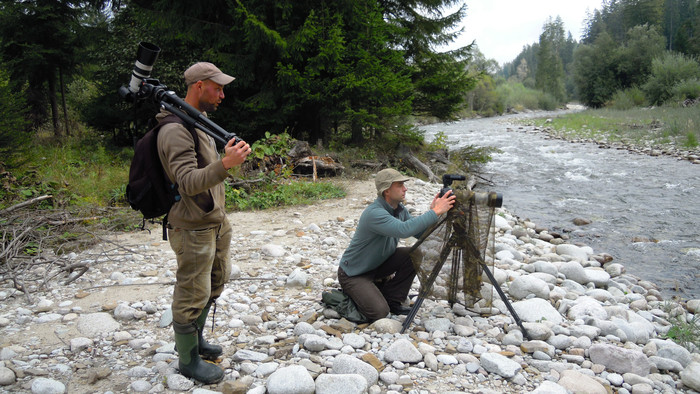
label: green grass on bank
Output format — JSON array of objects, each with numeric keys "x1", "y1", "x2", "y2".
[
  {"x1": 524, "y1": 106, "x2": 700, "y2": 150},
  {"x1": 226, "y1": 179, "x2": 346, "y2": 211}
]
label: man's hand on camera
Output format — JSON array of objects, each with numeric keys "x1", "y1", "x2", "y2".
[
  {"x1": 430, "y1": 190, "x2": 456, "y2": 216},
  {"x1": 222, "y1": 139, "x2": 251, "y2": 170}
]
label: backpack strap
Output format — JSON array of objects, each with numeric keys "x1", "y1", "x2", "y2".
[{"x1": 157, "y1": 114, "x2": 204, "y2": 240}]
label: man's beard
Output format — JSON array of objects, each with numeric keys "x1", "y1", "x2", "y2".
[{"x1": 200, "y1": 101, "x2": 217, "y2": 113}]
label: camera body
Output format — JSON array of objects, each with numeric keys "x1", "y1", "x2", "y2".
[{"x1": 439, "y1": 174, "x2": 466, "y2": 197}]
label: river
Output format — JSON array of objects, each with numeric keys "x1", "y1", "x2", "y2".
[{"x1": 420, "y1": 110, "x2": 700, "y2": 300}]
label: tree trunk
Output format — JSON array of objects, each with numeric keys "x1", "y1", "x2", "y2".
[
  {"x1": 350, "y1": 118, "x2": 363, "y2": 145},
  {"x1": 47, "y1": 70, "x2": 60, "y2": 137},
  {"x1": 59, "y1": 69, "x2": 69, "y2": 136}
]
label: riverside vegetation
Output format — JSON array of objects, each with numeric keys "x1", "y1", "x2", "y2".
[{"x1": 525, "y1": 106, "x2": 700, "y2": 152}]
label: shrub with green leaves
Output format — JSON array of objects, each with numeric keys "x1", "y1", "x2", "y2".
[
  {"x1": 671, "y1": 78, "x2": 700, "y2": 101},
  {"x1": 643, "y1": 53, "x2": 700, "y2": 105},
  {"x1": 426, "y1": 131, "x2": 448, "y2": 152},
  {"x1": 664, "y1": 308, "x2": 700, "y2": 352},
  {"x1": 609, "y1": 87, "x2": 646, "y2": 110}
]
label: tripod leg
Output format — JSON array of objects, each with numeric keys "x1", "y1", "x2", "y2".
[
  {"x1": 480, "y1": 263, "x2": 531, "y2": 340},
  {"x1": 448, "y1": 250, "x2": 461, "y2": 305},
  {"x1": 401, "y1": 236, "x2": 456, "y2": 333},
  {"x1": 401, "y1": 297, "x2": 424, "y2": 333}
]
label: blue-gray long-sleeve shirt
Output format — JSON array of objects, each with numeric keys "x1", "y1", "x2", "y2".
[{"x1": 339, "y1": 197, "x2": 438, "y2": 276}]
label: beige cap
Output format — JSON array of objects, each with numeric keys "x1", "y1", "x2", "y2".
[
  {"x1": 375, "y1": 168, "x2": 410, "y2": 196},
  {"x1": 184, "y1": 62, "x2": 235, "y2": 86}
]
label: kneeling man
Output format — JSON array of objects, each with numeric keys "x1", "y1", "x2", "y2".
[{"x1": 338, "y1": 169, "x2": 455, "y2": 321}]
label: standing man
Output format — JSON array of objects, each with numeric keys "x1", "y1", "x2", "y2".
[
  {"x1": 338, "y1": 168, "x2": 456, "y2": 322},
  {"x1": 157, "y1": 62, "x2": 251, "y2": 384}
]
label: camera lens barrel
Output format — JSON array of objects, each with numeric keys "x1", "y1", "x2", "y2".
[
  {"x1": 127, "y1": 42, "x2": 161, "y2": 94},
  {"x1": 470, "y1": 191, "x2": 503, "y2": 208}
]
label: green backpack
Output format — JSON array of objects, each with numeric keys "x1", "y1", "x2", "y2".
[{"x1": 321, "y1": 289, "x2": 368, "y2": 323}]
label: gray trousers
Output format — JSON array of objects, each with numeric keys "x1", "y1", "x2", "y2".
[{"x1": 337, "y1": 247, "x2": 416, "y2": 321}]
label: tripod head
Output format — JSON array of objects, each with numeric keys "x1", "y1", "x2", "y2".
[{"x1": 119, "y1": 42, "x2": 241, "y2": 147}]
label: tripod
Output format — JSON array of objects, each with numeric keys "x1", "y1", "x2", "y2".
[{"x1": 400, "y1": 190, "x2": 530, "y2": 341}]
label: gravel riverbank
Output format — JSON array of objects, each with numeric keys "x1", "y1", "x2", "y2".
[{"x1": 1, "y1": 178, "x2": 699, "y2": 394}]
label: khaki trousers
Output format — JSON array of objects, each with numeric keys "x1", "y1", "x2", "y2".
[
  {"x1": 169, "y1": 218, "x2": 232, "y2": 325},
  {"x1": 338, "y1": 247, "x2": 416, "y2": 321}
]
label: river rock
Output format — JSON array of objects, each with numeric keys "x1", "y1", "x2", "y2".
[
  {"x1": 508, "y1": 275, "x2": 550, "y2": 300},
  {"x1": 529, "y1": 380, "x2": 568, "y2": 393},
  {"x1": 166, "y1": 374, "x2": 194, "y2": 391},
  {"x1": 479, "y1": 352, "x2": 521, "y2": 378},
  {"x1": 512, "y1": 298, "x2": 563, "y2": 324},
  {"x1": 383, "y1": 338, "x2": 422, "y2": 363},
  {"x1": 687, "y1": 299, "x2": 700, "y2": 313},
  {"x1": 331, "y1": 354, "x2": 378, "y2": 386},
  {"x1": 653, "y1": 339, "x2": 692, "y2": 367},
  {"x1": 558, "y1": 370, "x2": 607, "y2": 394},
  {"x1": 30, "y1": 377, "x2": 65, "y2": 394},
  {"x1": 286, "y1": 268, "x2": 308, "y2": 287},
  {"x1": 76, "y1": 313, "x2": 119, "y2": 336},
  {"x1": 315, "y1": 373, "x2": 368, "y2": 394},
  {"x1": 567, "y1": 296, "x2": 608, "y2": 320},
  {"x1": 680, "y1": 361, "x2": 700, "y2": 391},
  {"x1": 589, "y1": 343, "x2": 651, "y2": 376},
  {"x1": 267, "y1": 365, "x2": 315, "y2": 394},
  {"x1": 261, "y1": 244, "x2": 285, "y2": 257},
  {"x1": 0, "y1": 366, "x2": 15, "y2": 386},
  {"x1": 556, "y1": 244, "x2": 589, "y2": 262}
]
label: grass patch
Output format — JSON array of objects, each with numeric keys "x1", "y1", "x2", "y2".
[
  {"x1": 521, "y1": 106, "x2": 700, "y2": 151},
  {"x1": 226, "y1": 179, "x2": 346, "y2": 211},
  {"x1": 1, "y1": 134, "x2": 132, "y2": 210},
  {"x1": 663, "y1": 301, "x2": 700, "y2": 352}
]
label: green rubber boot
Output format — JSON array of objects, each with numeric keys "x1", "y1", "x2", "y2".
[
  {"x1": 173, "y1": 321, "x2": 224, "y2": 384},
  {"x1": 196, "y1": 301, "x2": 223, "y2": 360}
]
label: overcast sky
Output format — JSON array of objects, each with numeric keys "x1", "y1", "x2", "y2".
[{"x1": 450, "y1": 1, "x2": 604, "y2": 65}]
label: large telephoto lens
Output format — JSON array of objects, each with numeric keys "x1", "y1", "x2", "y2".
[
  {"x1": 127, "y1": 42, "x2": 161, "y2": 94},
  {"x1": 470, "y1": 191, "x2": 503, "y2": 208}
]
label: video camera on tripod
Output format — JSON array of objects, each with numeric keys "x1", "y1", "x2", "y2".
[
  {"x1": 439, "y1": 174, "x2": 503, "y2": 208},
  {"x1": 118, "y1": 42, "x2": 241, "y2": 146}
]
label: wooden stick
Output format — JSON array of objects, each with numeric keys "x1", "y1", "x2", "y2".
[{"x1": 0, "y1": 195, "x2": 52, "y2": 216}]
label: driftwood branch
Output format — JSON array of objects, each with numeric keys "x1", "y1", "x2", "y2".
[
  {"x1": 47, "y1": 216, "x2": 105, "y2": 226},
  {"x1": 0, "y1": 195, "x2": 52, "y2": 216}
]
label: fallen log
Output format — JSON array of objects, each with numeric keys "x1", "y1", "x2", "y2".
[
  {"x1": 398, "y1": 146, "x2": 439, "y2": 183},
  {"x1": 293, "y1": 156, "x2": 344, "y2": 177}
]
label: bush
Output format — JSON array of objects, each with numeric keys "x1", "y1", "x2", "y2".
[
  {"x1": 537, "y1": 92, "x2": 559, "y2": 111},
  {"x1": 671, "y1": 78, "x2": 700, "y2": 101},
  {"x1": 496, "y1": 82, "x2": 542, "y2": 111},
  {"x1": 609, "y1": 87, "x2": 646, "y2": 110},
  {"x1": 643, "y1": 52, "x2": 700, "y2": 105}
]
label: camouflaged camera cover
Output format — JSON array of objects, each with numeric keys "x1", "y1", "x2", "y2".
[{"x1": 409, "y1": 188, "x2": 497, "y2": 308}]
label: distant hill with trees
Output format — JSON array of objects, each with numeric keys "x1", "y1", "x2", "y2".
[{"x1": 498, "y1": 0, "x2": 700, "y2": 109}]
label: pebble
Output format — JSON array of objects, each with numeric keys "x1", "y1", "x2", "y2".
[{"x1": 0, "y1": 179, "x2": 697, "y2": 394}]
